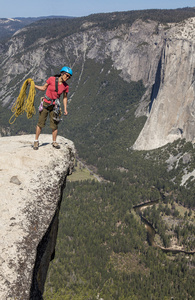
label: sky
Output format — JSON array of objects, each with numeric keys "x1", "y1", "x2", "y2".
[{"x1": 0, "y1": 0, "x2": 195, "y2": 18}]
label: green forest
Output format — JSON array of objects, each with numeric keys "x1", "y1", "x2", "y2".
[
  {"x1": 43, "y1": 180, "x2": 194, "y2": 300},
  {"x1": 42, "y1": 59, "x2": 194, "y2": 299}
]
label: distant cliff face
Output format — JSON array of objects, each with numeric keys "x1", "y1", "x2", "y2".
[
  {"x1": 133, "y1": 17, "x2": 195, "y2": 150},
  {"x1": 0, "y1": 18, "x2": 164, "y2": 106},
  {"x1": 0, "y1": 134, "x2": 75, "y2": 299},
  {"x1": 1, "y1": 16, "x2": 195, "y2": 149}
]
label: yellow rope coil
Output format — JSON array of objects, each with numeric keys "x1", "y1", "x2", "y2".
[{"x1": 9, "y1": 78, "x2": 36, "y2": 124}]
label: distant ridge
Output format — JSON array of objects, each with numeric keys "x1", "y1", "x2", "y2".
[
  {"x1": 0, "y1": 16, "x2": 75, "y2": 41},
  {"x1": 15, "y1": 15, "x2": 74, "y2": 20}
]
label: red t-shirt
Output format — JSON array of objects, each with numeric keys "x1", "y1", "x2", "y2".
[{"x1": 44, "y1": 76, "x2": 69, "y2": 104}]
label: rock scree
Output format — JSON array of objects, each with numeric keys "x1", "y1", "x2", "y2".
[{"x1": 0, "y1": 134, "x2": 75, "y2": 299}]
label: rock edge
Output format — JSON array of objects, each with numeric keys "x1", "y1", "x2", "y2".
[{"x1": 0, "y1": 134, "x2": 75, "y2": 299}]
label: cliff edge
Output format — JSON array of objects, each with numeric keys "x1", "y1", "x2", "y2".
[{"x1": 0, "y1": 134, "x2": 75, "y2": 299}]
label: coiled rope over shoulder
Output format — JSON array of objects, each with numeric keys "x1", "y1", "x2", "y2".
[{"x1": 9, "y1": 78, "x2": 36, "y2": 124}]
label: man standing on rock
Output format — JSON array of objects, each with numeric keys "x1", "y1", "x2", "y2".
[{"x1": 33, "y1": 66, "x2": 73, "y2": 150}]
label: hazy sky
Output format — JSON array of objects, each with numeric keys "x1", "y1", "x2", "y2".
[{"x1": 0, "y1": 0, "x2": 195, "y2": 18}]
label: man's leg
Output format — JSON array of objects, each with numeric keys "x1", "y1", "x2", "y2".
[
  {"x1": 52, "y1": 128, "x2": 58, "y2": 142},
  {"x1": 34, "y1": 106, "x2": 48, "y2": 150},
  {"x1": 35, "y1": 125, "x2": 42, "y2": 140},
  {"x1": 33, "y1": 125, "x2": 42, "y2": 150},
  {"x1": 52, "y1": 129, "x2": 60, "y2": 149}
]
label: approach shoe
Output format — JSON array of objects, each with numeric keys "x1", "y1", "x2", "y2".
[
  {"x1": 52, "y1": 141, "x2": 60, "y2": 149},
  {"x1": 33, "y1": 141, "x2": 39, "y2": 150}
]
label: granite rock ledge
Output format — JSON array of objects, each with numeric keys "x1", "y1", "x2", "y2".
[{"x1": 0, "y1": 134, "x2": 75, "y2": 299}]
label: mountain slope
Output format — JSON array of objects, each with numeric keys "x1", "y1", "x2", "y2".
[
  {"x1": 1, "y1": 9, "x2": 195, "y2": 150},
  {"x1": 0, "y1": 16, "x2": 73, "y2": 41}
]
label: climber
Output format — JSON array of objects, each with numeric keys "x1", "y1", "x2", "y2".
[{"x1": 33, "y1": 66, "x2": 73, "y2": 150}]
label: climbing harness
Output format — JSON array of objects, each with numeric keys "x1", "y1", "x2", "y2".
[
  {"x1": 43, "y1": 95, "x2": 62, "y2": 122},
  {"x1": 44, "y1": 76, "x2": 62, "y2": 122},
  {"x1": 9, "y1": 78, "x2": 36, "y2": 124}
]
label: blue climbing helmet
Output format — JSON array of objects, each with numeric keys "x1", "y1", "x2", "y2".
[{"x1": 60, "y1": 66, "x2": 73, "y2": 76}]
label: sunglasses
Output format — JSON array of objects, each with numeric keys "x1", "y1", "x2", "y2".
[{"x1": 65, "y1": 73, "x2": 71, "y2": 79}]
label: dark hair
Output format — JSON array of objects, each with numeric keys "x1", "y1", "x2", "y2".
[{"x1": 54, "y1": 71, "x2": 66, "y2": 77}]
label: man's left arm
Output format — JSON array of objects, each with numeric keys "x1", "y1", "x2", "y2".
[{"x1": 63, "y1": 92, "x2": 68, "y2": 115}]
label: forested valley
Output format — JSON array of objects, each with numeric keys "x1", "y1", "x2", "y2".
[{"x1": 42, "y1": 60, "x2": 195, "y2": 299}]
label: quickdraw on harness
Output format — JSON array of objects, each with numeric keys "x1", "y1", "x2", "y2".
[{"x1": 9, "y1": 78, "x2": 36, "y2": 124}]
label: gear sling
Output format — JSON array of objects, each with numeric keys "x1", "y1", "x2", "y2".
[{"x1": 43, "y1": 76, "x2": 62, "y2": 122}]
